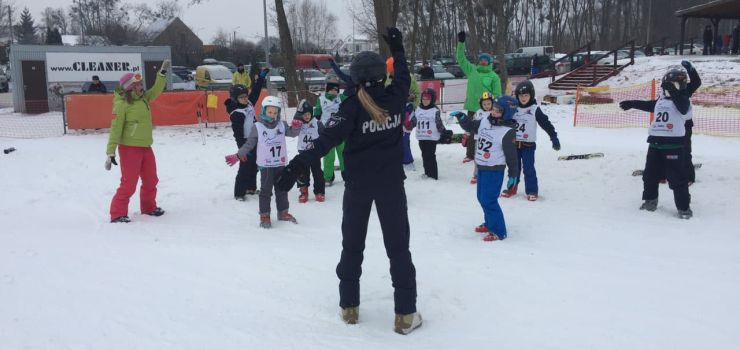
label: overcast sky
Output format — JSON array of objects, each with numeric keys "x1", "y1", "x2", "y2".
[{"x1": 22, "y1": 0, "x2": 359, "y2": 44}]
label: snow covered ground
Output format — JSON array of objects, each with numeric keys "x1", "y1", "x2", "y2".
[{"x1": 1, "y1": 101, "x2": 739, "y2": 349}]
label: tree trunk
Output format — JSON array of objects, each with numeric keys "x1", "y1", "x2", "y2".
[
  {"x1": 494, "y1": 0, "x2": 508, "y2": 91},
  {"x1": 464, "y1": 0, "x2": 481, "y2": 56},
  {"x1": 409, "y1": 0, "x2": 421, "y2": 66},
  {"x1": 373, "y1": 0, "x2": 400, "y2": 59},
  {"x1": 422, "y1": 0, "x2": 439, "y2": 63},
  {"x1": 275, "y1": 0, "x2": 300, "y2": 106}
]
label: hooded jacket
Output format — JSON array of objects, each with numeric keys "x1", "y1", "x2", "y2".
[
  {"x1": 106, "y1": 72, "x2": 167, "y2": 155},
  {"x1": 456, "y1": 42, "x2": 502, "y2": 112}
]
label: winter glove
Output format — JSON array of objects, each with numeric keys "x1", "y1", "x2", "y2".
[
  {"x1": 450, "y1": 111, "x2": 465, "y2": 121},
  {"x1": 681, "y1": 60, "x2": 694, "y2": 72},
  {"x1": 291, "y1": 119, "x2": 303, "y2": 129},
  {"x1": 506, "y1": 176, "x2": 518, "y2": 190},
  {"x1": 457, "y1": 31, "x2": 466, "y2": 43},
  {"x1": 159, "y1": 59, "x2": 171, "y2": 75},
  {"x1": 225, "y1": 154, "x2": 240, "y2": 167},
  {"x1": 551, "y1": 137, "x2": 561, "y2": 151},
  {"x1": 619, "y1": 100, "x2": 636, "y2": 111},
  {"x1": 105, "y1": 154, "x2": 118, "y2": 171},
  {"x1": 382, "y1": 27, "x2": 404, "y2": 52},
  {"x1": 275, "y1": 157, "x2": 308, "y2": 192},
  {"x1": 259, "y1": 68, "x2": 270, "y2": 79}
]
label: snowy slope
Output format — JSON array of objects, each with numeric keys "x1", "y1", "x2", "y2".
[{"x1": 1, "y1": 103, "x2": 739, "y2": 349}]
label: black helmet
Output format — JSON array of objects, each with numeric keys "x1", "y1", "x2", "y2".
[
  {"x1": 230, "y1": 84, "x2": 249, "y2": 100},
  {"x1": 296, "y1": 98, "x2": 312, "y2": 114},
  {"x1": 350, "y1": 51, "x2": 386, "y2": 86},
  {"x1": 663, "y1": 68, "x2": 688, "y2": 91},
  {"x1": 514, "y1": 80, "x2": 535, "y2": 99},
  {"x1": 326, "y1": 81, "x2": 340, "y2": 92}
]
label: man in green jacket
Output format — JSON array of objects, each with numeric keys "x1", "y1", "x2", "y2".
[
  {"x1": 456, "y1": 31, "x2": 502, "y2": 117},
  {"x1": 106, "y1": 60, "x2": 169, "y2": 223}
]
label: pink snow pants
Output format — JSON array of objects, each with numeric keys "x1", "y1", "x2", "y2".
[{"x1": 109, "y1": 145, "x2": 159, "y2": 219}]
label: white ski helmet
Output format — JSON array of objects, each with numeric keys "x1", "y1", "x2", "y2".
[{"x1": 260, "y1": 96, "x2": 282, "y2": 122}]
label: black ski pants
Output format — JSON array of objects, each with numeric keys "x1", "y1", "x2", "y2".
[
  {"x1": 336, "y1": 183, "x2": 417, "y2": 315},
  {"x1": 419, "y1": 140, "x2": 439, "y2": 179},
  {"x1": 298, "y1": 155, "x2": 325, "y2": 195},
  {"x1": 234, "y1": 153, "x2": 258, "y2": 197},
  {"x1": 642, "y1": 146, "x2": 691, "y2": 211}
]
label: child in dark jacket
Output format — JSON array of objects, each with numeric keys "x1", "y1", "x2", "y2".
[
  {"x1": 453, "y1": 96, "x2": 519, "y2": 241},
  {"x1": 409, "y1": 88, "x2": 447, "y2": 179},
  {"x1": 225, "y1": 68, "x2": 268, "y2": 200},
  {"x1": 231, "y1": 96, "x2": 301, "y2": 228},
  {"x1": 293, "y1": 99, "x2": 326, "y2": 203},
  {"x1": 619, "y1": 61, "x2": 699, "y2": 219},
  {"x1": 502, "y1": 80, "x2": 561, "y2": 201}
]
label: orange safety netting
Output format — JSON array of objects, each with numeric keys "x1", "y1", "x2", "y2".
[{"x1": 575, "y1": 81, "x2": 740, "y2": 137}]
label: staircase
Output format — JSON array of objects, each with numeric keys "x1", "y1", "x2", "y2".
[
  {"x1": 548, "y1": 40, "x2": 636, "y2": 91},
  {"x1": 549, "y1": 64, "x2": 625, "y2": 90}
]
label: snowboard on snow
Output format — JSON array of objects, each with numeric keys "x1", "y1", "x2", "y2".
[
  {"x1": 632, "y1": 163, "x2": 702, "y2": 176},
  {"x1": 557, "y1": 153, "x2": 604, "y2": 161}
]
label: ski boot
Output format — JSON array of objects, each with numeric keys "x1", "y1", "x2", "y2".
[
  {"x1": 474, "y1": 224, "x2": 489, "y2": 233},
  {"x1": 394, "y1": 312, "x2": 422, "y2": 335},
  {"x1": 298, "y1": 187, "x2": 309, "y2": 203},
  {"x1": 640, "y1": 199, "x2": 658, "y2": 212},
  {"x1": 341, "y1": 307, "x2": 359, "y2": 324},
  {"x1": 246, "y1": 189, "x2": 260, "y2": 195},
  {"x1": 144, "y1": 207, "x2": 165, "y2": 216},
  {"x1": 315, "y1": 193, "x2": 326, "y2": 202},
  {"x1": 235, "y1": 195, "x2": 247, "y2": 201},
  {"x1": 482, "y1": 233, "x2": 500, "y2": 242},
  {"x1": 678, "y1": 208, "x2": 693, "y2": 219},
  {"x1": 526, "y1": 194, "x2": 538, "y2": 202},
  {"x1": 278, "y1": 211, "x2": 297, "y2": 224},
  {"x1": 111, "y1": 216, "x2": 131, "y2": 223},
  {"x1": 501, "y1": 186, "x2": 518, "y2": 198},
  {"x1": 260, "y1": 214, "x2": 272, "y2": 229}
]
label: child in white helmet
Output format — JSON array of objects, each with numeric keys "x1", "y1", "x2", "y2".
[{"x1": 232, "y1": 96, "x2": 302, "y2": 228}]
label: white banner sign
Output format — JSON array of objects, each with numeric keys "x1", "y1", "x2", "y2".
[{"x1": 46, "y1": 52, "x2": 143, "y2": 82}]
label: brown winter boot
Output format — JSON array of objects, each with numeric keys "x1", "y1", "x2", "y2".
[
  {"x1": 341, "y1": 307, "x2": 359, "y2": 324},
  {"x1": 394, "y1": 312, "x2": 422, "y2": 335},
  {"x1": 278, "y1": 211, "x2": 297, "y2": 224}
]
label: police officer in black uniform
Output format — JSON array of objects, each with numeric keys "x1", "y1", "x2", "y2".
[{"x1": 276, "y1": 27, "x2": 422, "y2": 335}]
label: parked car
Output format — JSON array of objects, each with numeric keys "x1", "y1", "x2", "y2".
[
  {"x1": 170, "y1": 73, "x2": 196, "y2": 91},
  {"x1": 172, "y1": 66, "x2": 193, "y2": 81},
  {"x1": 295, "y1": 54, "x2": 334, "y2": 73},
  {"x1": 514, "y1": 46, "x2": 555, "y2": 57},
  {"x1": 298, "y1": 69, "x2": 326, "y2": 93},
  {"x1": 195, "y1": 64, "x2": 233, "y2": 90},
  {"x1": 0, "y1": 73, "x2": 9, "y2": 93},
  {"x1": 445, "y1": 64, "x2": 465, "y2": 78},
  {"x1": 268, "y1": 69, "x2": 286, "y2": 91},
  {"x1": 431, "y1": 65, "x2": 454, "y2": 80},
  {"x1": 219, "y1": 61, "x2": 237, "y2": 73}
]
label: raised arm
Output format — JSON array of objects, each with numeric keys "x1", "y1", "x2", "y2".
[
  {"x1": 682, "y1": 61, "x2": 702, "y2": 96},
  {"x1": 144, "y1": 59, "x2": 169, "y2": 102},
  {"x1": 455, "y1": 32, "x2": 474, "y2": 76},
  {"x1": 248, "y1": 68, "x2": 269, "y2": 105}
]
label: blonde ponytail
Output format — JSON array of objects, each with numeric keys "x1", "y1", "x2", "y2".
[{"x1": 357, "y1": 85, "x2": 389, "y2": 124}]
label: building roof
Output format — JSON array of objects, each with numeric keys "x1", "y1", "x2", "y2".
[
  {"x1": 61, "y1": 35, "x2": 108, "y2": 46},
  {"x1": 675, "y1": 0, "x2": 740, "y2": 19}
]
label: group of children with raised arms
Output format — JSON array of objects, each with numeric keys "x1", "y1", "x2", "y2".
[{"x1": 222, "y1": 59, "x2": 699, "y2": 237}]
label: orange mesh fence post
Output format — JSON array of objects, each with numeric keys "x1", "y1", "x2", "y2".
[
  {"x1": 571, "y1": 81, "x2": 653, "y2": 129},
  {"x1": 574, "y1": 86, "x2": 580, "y2": 127},
  {"x1": 650, "y1": 79, "x2": 656, "y2": 123}
]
